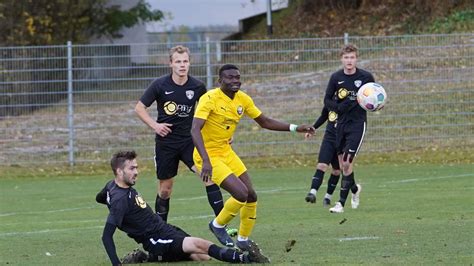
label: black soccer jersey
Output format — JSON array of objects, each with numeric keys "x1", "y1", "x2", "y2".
[
  {"x1": 323, "y1": 68, "x2": 374, "y2": 123},
  {"x1": 104, "y1": 180, "x2": 166, "y2": 243},
  {"x1": 140, "y1": 74, "x2": 207, "y2": 143}
]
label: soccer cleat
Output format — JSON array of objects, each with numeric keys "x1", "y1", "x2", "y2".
[
  {"x1": 329, "y1": 202, "x2": 344, "y2": 213},
  {"x1": 121, "y1": 248, "x2": 149, "y2": 264},
  {"x1": 305, "y1": 193, "x2": 316, "y2": 203},
  {"x1": 322, "y1": 197, "x2": 331, "y2": 207},
  {"x1": 225, "y1": 226, "x2": 238, "y2": 237},
  {"x1": 351, "y1": 184, "x2": 362, "y2": 209},
  {"x1": 237, "y1": 239, "x2": 271, "y2": 264},
  {"x1": 209, "y1": 221, "x2": 234, "y2": 247}
]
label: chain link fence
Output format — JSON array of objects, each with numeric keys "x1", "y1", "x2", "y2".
[{"x1": 1, "y1": 33, "x2": 473, "y2": 166}]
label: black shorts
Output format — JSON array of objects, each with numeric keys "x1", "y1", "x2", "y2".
[
  {"x1": 154, "y1": 138, "x2": 195, "y2": 180},
  {"x1": 142, "y1": 224, "x2": 192, "y2": 262},
  {"x1": 318, "y1": 134, "x2": 340, "y2": 170},
  {"x1": 336, "y1": 121, "x2": 367, "y2": 157}
]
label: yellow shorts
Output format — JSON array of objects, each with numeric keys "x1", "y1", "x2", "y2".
[{"x1": 193, "y1": 148, "x2": 247, "y2": 186}]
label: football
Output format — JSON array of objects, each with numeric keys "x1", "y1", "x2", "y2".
[{"x1": 357, "y1": 82, "x2": 387, "y2": 112}]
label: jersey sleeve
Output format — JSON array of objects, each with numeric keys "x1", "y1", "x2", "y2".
[
  {"x1": 194, "y1": 93, "x2": 214, "y2": 120},
  {"x1": 368, "y1": 72, "x2": 375, "y2": 83},
  {"x1": 313, "y1": 107, "x2": 329, "y2": 129},
  {"x1": 139, "y1": 80, "x2": 160, "y2": 107},
  {"x1": 243, "y1": 94, "x2": 262, "y2": 119},
  {"x1": 106, "y1": 196, "x2": 128, "y2": 227},
  {"x1": 324, "y1": 74, "x2": 339, "y2": 112}
]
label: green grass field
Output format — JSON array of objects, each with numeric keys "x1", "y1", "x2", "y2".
[{"x1": 1, "y1": 163, "x2": 473, "y2": 265}]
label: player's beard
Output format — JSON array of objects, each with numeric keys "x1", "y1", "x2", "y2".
[{"x1": 124, "y1": 174, "x2": 137, "y2": 186}]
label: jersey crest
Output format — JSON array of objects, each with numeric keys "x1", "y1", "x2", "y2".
[
  {"x1": 237, "y1": 105, "x2": 243, "y2": 116},
  {"x1": 186, "y1": 90, "x2": 194, "y2": 100},
  {"x1": 135, "y1": 195, "x2": 147, "y2": 209},
  {"x1": 354, "y1": 80, "x2": 362, "y2": 87}
]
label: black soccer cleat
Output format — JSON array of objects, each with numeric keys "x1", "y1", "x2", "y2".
[
  {"x1": 305, "y1": 193, "x2": 316, "y2": 203},
  {"x1": 237, "y1": 239, "x2": 271, "y2": 264},
  {"x1": 121, "y1": 248, "x2": 149, "y2": 264},
  {"x1": 209, "y1": 221, "x2": 234, "y2": 247}
]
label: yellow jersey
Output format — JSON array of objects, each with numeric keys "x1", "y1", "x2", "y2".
[{"x1": 194, "y1": 88, "x2": 262, "y2": 156}]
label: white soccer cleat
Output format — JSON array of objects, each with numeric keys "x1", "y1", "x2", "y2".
[
  {"x1": 329, "y1": 202, "x2": 344, "y2": 213},
  {"x1": 351, "y1": 184, "x2": 362, "y2": 209}
]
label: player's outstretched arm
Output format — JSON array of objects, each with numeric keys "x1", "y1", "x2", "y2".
[
  {"x1": 254, "y1": 114, "x2": 315, "y2": 134},
  {"x1": 312, "y1": 107, "x2": 329, "y2": 130},
  {"x1": 191, "y1": 118, "x2": 212, "y2": 182},
  {"x1": 102, "y1": 222, "x2": 121, "y2": 265}
]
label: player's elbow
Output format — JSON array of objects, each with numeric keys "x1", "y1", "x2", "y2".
[
  {"x1": 96, "y1": 192, "x2": 107, "y2": 204},
  {"x1": 134, "y1": 102, "x2": 145, "y2": 116},
  {"x1": 190, "y1": 124, "x2": 199, "y2": 142}
]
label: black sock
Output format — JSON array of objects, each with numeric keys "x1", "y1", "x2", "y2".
[
  {"x1": 206, "y1": 184, "x2": 224, "y2": 217},
  {"x1": 350, "y1": 172, "x2": 358, "y2": 193},
  {"x1": 339, "y1": 172, "x2": 354, "y2": 207},
  {"x1": 208, "y1": 244, "x2": 246, "y2": 263},
  {"x1": 155, "y1": 195, "x2": 169, "y2": 222},
  {"x1": 310, "y1": 169, "x2": 325, "y2": 191},
  {"x1": 326, "y1": 174, "x2": 340, "y2": 195}
]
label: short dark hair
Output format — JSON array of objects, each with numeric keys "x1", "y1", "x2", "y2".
[
  {"x1": 110, "y1": 150, "x2": 137, "y2": 176},
  {"x1": 218, "y1": 64, "x2": 239, "y2": 78}
]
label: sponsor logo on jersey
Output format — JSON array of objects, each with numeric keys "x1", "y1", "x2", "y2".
[
  {"x1": 163, "y1": 101, "x2": 193, "y2": 117},
  {"x1": 163, "y1": 101, "x2": 177, "y2": 115},
  {"x1": 185, "y1": 90, "x2": 194, "y2": 100},
  {"x1": 354, "y1": 80, "x2": 362, "y2": 87},
  {"x1": 338, "y1": 88, "x2": 348, "y2": 99},
  {"x1": 328, "y1": 111, "x2": 338, "y2": 122},
  {"x1": 338, "y1": 81, "x2": 345, "y2": 84},
  {"x1": 135, "y1": 195, "x2": 147, "y2": 208},
  {"x1": 165, "y1": 91, "x2": 174, "y2": 95}
]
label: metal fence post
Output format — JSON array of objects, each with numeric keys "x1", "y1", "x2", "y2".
[
  {"x1": 216, "y1": 41, "x2": 222, "y2": 63},
  {"x1": 67, "y1": 41, "x2": 75, "y2": 166},
  {"x1": 344, "y1": 32, "x2": 349, "y2": 44},
  {"x1": 205, "y1": 37, "x2": 212, "y2": 88}
]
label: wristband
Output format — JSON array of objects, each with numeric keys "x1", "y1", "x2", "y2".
[{"x1": 289, "y1": 124, "x2": 298, "y2": 132}]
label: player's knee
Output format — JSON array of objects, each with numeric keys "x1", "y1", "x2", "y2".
[
  {"x1": 159, "y1": 191, "x2": 171, "y2": 199},
  {"x1": 332, "y1": 169, "x2": 341, "y2": 176},
  {"x1": 159, "y1": 187, "x2": 172, "y2": 199},
  {"x1": 247, "y1": 190, "x2": 257, "y2": 202},
  {"x1": 317, "y1": 163, "x2": 329, "y2": 172},
  {"x1": 232, "y1": 188, "x2": 249, "y2": 203},
  {"x1": 184, "y1": 237, "x2": 211, "y2": 257}
]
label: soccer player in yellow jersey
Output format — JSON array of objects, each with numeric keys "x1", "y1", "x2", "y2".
[{"x1": 191, "y1": 64, "x2": 315, "y2": 258}]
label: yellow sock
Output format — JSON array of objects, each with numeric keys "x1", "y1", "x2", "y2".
[
  {"x1": 216, "y1": 197, "x2": 245, "y2": 226},
  {"x1": 239, "y1": 201, "x2": 257, "y2": 238}
]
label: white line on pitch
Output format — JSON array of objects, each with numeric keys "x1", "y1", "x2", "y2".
[
  {"x1": 0, "y1": 226, "x2": 103, "y2": 237},
  {"x1": 0, "y1": 206, "x2": 98, "y2": 217},
  {"x1": 338, "y1": 236, "x2": 380, "y2": 242},
  {"x1": 386, "y1": 173, "x2": 474, "y2": 184}
]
